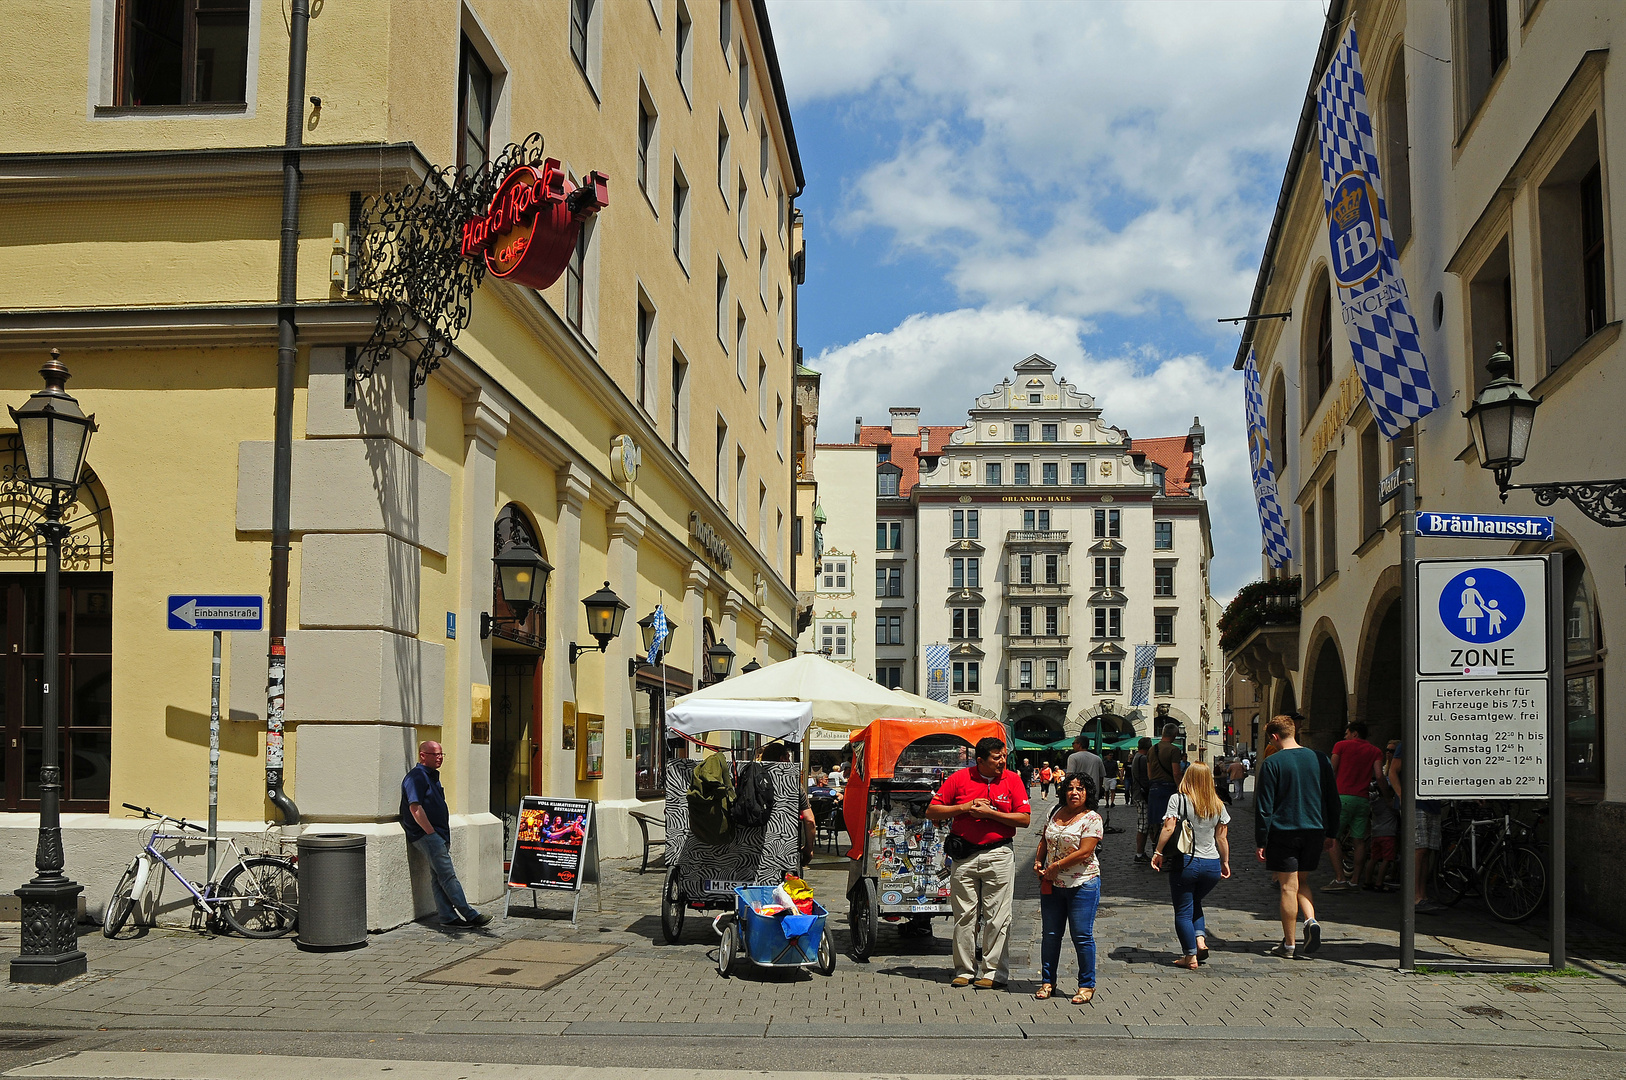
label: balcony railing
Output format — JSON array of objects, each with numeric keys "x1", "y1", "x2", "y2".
[
  {"x1": 1006, "y1": 634, "x2": 1069, "y2": 650},
  {"x1": 1006, "y1": 530, "x2": 1070, "y2": 544},
  {"x1": 1006, "y1": 580, "x2": 1070, "y2": 597}
]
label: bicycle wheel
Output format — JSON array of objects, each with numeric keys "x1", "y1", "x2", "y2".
[
  {"x1": 1483, "y1": 845, "x2": 1547, "y2": 924},
  {"x1": 102, "y1": 858, "x2": 140, "y2": 938},
  {"x1": 660, "y1": 863, "x2": 685, "y2": 944},
  {"x1": 217, "y1": 856, "x2": 299, "y2": 938},
  {"x1": 1433, "y1": 839, "x2": 1474, "y2": 907},
  {"x1": 848, "y1": 877, "x2": 878, "y2": 961}
]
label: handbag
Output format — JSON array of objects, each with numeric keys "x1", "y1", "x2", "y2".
[{"x1": 1159, "y1": 795, "x2": 1194, "y2": 872}]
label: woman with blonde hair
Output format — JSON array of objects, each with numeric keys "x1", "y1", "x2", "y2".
[{"x1": 1150, "y1": 761, "x2": 1230, "y2": 969}]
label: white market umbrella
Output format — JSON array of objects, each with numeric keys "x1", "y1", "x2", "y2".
[
  {"x1": 673, "y1": 653, "x2": 945, "y2": 733},
  {"x1": 664, "y1": 698, "x2": 813, "y2": 743}
]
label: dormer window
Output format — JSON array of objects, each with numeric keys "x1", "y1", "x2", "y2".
[
  {"x1": 877, "y1": 462, "x2": 902, "y2": 497},
  {"x1": 877, "y1": 446, "x2": 891, "y2": 463}
]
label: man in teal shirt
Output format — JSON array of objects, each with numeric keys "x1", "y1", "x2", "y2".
[{"x1": 1253, "y1": 715, "x2": 1340, "y2": 959}]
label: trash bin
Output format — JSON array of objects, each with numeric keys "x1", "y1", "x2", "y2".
[{"x1": 297, "y1": 832, "x2": 368, "y2": 951}]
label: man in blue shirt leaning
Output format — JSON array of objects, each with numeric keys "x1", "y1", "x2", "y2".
[{"x1": 401, "y1": 741, "x2": 490, "y2": 928}]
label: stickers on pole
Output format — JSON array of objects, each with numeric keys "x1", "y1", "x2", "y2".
[{"x1": 1414, "y1": 556, "x2": 1548, "y2": 798}]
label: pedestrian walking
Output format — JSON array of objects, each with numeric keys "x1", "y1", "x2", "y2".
[
  {"x1": 1065, "y1": 736, "x2": 1106, "y2": 804},
  {"x1": 1132, "y1": 737, "x2": 1153, "y2": 861},
  {"x1": 1145, "y1": 724, "x2": 1184, "y2": 840},
  {"x1": 1253, "y1": 716, "x2": 1339, "y2": 959},
  {"x1": 1039, "y1": 763, "x2": 1053, "y2": 798},
  {"x1": 1031, "y1": 772, "x2": 1103, "y2": 1004},
  {"x1": 1227, "y1": 756, "x2": 1248, "y2": 804},
  {"x1": 1363, "y1": 759, "x2": 1398, "y2": 892},
  {"x1": 401, "y1": 741, "x2": 491, "y2": 929},
  {"x1": 926, "y1": 737, "x2": 1032, "y2": 989},
  {"x1": 1325, "y1": 721, "x2": 1385, "y2": 891},
  {"x1": 1389, "y1": 739, "x2": 1444, "y2": 912},
  {"x1": 1150, "y1": 762, "x2": 1230, "y2": 969}
]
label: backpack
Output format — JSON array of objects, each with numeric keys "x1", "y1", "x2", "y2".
[
  {"x1": 686, "y1": 751, "x2": 735, "y2": 845},
  {"x1": 731, "y1": 760, "x2": 776, "y2": 827}
]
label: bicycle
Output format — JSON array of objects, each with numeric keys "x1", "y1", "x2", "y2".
[
  {"x1": 103, "y1": 803, "x2": 299, "y2": 939},
  {"x1": 1433, "y1": 803, "x2": 1547, "y2": 924}
]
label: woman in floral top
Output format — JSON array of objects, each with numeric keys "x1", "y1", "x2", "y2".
[{"x1": 1031, "y1": 772, "x2": 1104, "y2": 1004}]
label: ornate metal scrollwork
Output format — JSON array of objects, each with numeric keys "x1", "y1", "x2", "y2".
[
  {"x1": 353, "y1": 134, "x2": 551, "y2": 410},
  {"x1": 1518, "y1": 480, "x2": 1626, "y2": 528},
  {"x1": 0, "y1": 435, "x2": 112, "y2": 571}
]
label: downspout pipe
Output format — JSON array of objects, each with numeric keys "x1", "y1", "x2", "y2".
[{"x1": 266, "y1": 0, "x2": 310, "y2": 826}]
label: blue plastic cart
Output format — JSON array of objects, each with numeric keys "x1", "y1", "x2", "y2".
[{"x1": 715, "y1": 885, "x2": 835, "y2": 977}]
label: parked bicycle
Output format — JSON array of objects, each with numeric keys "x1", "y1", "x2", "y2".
[
  {"x1": 103, "y1": 803, "x2": 299, "y2": 939},
  {"x1": 1433, "y1": 802, "x2": 1547, "y2": 924}
]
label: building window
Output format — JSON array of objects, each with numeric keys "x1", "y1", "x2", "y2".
[
  {"x1": 1071, "y1": 461, "x2": 1087, "y2": 485},
  {"x1": 1093, "y1": 607, "x2": 1121, "y2": 639},
  {"x1": 737, "y1": 42, "x2": 750, "y2": 117},
  {"x1": 1042, "y1": 462, "x2": 1059, "y2": 486},
  {"x1": 672, "y1": 161, "x2": 690, "y2": 266},
  {"x1": 1019, "y1": 660, "x2": 1033, "y2": 690},
  {"x1": 1014, "y1": 423, "x2": 1030, "y2": 443},
  {"x1": 952, "y1": 608, "x2": 964, "y2": 638},
  {"x1": 635, "y1": 300, "x2": 653, "y2": 411},
  {"x1": 1013, "y1": 463, "x2": 1030, "y2": 486},
  {"x1": 675, "y1": 0, "x2": 693, "y2": 93},
  {"x1": 1044, "y1": 554, "x2": 1059, "y2": 584},
  {"x1": 759, "y1": 236, "x2": 769, "y2": 304},
  {"x1": 570, "y1": 0, "x2": 596, "y2": 78},
  {"x1": 877, "y1": 467, "x2": 900, "y2": 497},
  {"x1": 717, "y1": 117, "x2": 731, "y2": 196},
  {"x1": 736, "y1": 449, "x2": 747, "y2": 525},
  {"x1": 1044, "y1": 607, "x2": 1058, "y2": 636},
  {"x1": 1319, "y1": 476, "x2": 1337, "y2": 582},
  {"x1": 1154, "y1": 521, "x2": 1173, "y2": 550},
  {"x1": 792, "y1": 516, "x2": 803, "y2": 555},
  {"x1": 1154, "y1": 611, "x2": 1174, "y2": 645},
  {"x1": 952, "y1": 558, "x2": 964, "y2": 589},
  {"x1": 966, "y1": 509, "x2": 979, "y2": 538},
  {"x1": 1092, "y1": 556, "x2": 1121, "y2": 589},
  {"x1": 876, "y1": 446, "x2": 891, "y2": 463},
  {"x1": 966, "y1": 557, "x2": 980, "y2": 589},
  {"x1": 738, "y1": 172, "x2": 749, "y2": 250},
  {"x1": 1360, "y1": 423, "x2": 1381, "y2": 540},
  {"x1": 1029, "y1": 392, "x2": 1042, "y2": 405},
  {"x1": 876, "y1": 566, "x2": 901, "y2": 598},
  {"x1": 953, "y1": 661, "x2": 981, "y2": 694},
  {"x1": 758, "y1": 357, "x2": 767, "y2": 424},
  {"x1": 1456, "y1": 0, "x2": 1508, "y2": 127},
  {"x1": 1303, "y1": 502, "x2": 1318, "y2": 585},
  {"x1": 819, "y1": 622, "x2": 848, "y2": 658},
  {"x1": 1382, "y1": 47, "x2": 1412, "y2": 250},
  {"x1": 1045, "y1": 659, "x2": 1059, "y2": 690},
  {"x1": 117, "y1": 0, "x2": 251, "y2": 107},
  {"x1": 819, "y1": 557, "x2": 849, "y2": 592},
  {"x1": 716, "y1": 264, "x2": 729, "y2": 346},
  {"x1": 564, "y1": 221, "x2": 588, "y2": 332},
  {"x1": 877, "y1": 521, "x2": 902, "y2": 550},
  {"x1": 1468, "y1": 236, "x2": 1513, "y2": 396},
  {"x1": 1093, "y1": 508, "x2": 1120, "y2": 538},
  {"x1": 1154, "y1": 564, "x2": 1175, "y2": 597},
  {"x1": 1094, "y1": 661, "x2": 1121, "y2": 694},
  {"x1": 671, "y1": 349, "x2": 688, "y2": 455},
  {"x1": 1564, "y1": 553, "x2": 1604, "y2": 784},
  {"x1": 1041, "y1": 423, "x2": 1058, "y2": 443},
  {"x1": 718, "y1": 0, "x2": 731, "y2": 54},
  {"x1": 1539, "y1": 120, "x2": 1607, "y2": 372},
  {"x1": 775, "y1": 395, "x2": 784, "y2": 458},
  {"x1": 1039, "y1": 511, "x2": 1051, "y2": 535},
  {"x1": 952, "y1": 510, "x2": 964, "y2": 538},
  {"x1": 876, "y1": 614, "x2": 902, "y2": 645},
  {"x1": 986, "y1": 463, "x2": 1002, "y2": 486},
  {"x1": 1018, "y1": 554, "x2": 1033, "y2": 585},
  {"x1": 877, "y1": 666, "x2": 903, "y2": 690},
  {"x1": 458, "y1": 37, "x2": 494, "y2": 173},
  {"x1": 1154, "y1": 662, "x2": 1174, "y2": 697},
  {"x1": 637, "y1": 98, "x2": 656, "y2": 195},
  {"x1": 736, "y1": 308, "x2": 747, "y2": 385}
]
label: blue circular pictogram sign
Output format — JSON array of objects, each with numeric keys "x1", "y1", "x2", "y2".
[{"x1": 1437, "y1": 567, "x2": 1525, "y2": 644}]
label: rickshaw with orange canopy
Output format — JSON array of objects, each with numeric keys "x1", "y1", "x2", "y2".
[{"x1": 842, "y1": 716, "x2": 1009, "y2": 960}]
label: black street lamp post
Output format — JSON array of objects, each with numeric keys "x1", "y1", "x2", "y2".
[
  {"x1": 1466, "y1": 344, "x2": 1626, "y2": 526},
  {"x1": 569, "y1": 582, "x2": 628, "y2": 665},
  {"x1": 9, "y1": 351, "x2": 95, "y2": 985}
]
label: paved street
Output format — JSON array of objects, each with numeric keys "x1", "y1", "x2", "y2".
[{"x1": 3, "y1": 792, "x2": 1626, "y2": 1077}]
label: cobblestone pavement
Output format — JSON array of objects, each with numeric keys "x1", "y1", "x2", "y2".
[{"x1": 3, "y1": 793, "x2": 1625, "y2": 1046}]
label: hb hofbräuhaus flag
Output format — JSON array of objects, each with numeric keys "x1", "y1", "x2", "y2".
[{"x1": 1316, "y1": 26, "x2": 1438, "y2": 438}]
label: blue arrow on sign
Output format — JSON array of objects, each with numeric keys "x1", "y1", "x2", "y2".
[
  {"x1": 168, "y1": 595, "x2": 264, "y2": 632},
  {"x1": 1417, "y1": 512, "x2": 1554, "y2": 541}
]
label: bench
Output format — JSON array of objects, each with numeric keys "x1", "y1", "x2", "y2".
[{"x1": 629, "y1": 810, "x2": 667, "y2": 874}]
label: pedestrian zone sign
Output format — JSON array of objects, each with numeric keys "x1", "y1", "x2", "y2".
[{"x1": 1415, "y1": 557, "x2": 1546, "y2": 676}]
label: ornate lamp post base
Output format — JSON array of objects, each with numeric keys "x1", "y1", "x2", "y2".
[{"x1": 10, "y1": 879, "x2": 86, "y2": 984}]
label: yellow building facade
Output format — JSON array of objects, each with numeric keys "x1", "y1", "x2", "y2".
[{"x1": 0, "y1": 0, "x2": 805, "y2": 927}]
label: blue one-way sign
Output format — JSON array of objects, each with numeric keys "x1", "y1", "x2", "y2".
[{"x1": 168, "y1": 594, "x2": 264, "y2": 631}]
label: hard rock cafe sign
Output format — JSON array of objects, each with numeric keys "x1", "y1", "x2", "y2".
[{"x1": 460, "y1": 160, "x2": 609, "y2": 290}]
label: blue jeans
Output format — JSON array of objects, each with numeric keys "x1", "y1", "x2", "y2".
[
  {"x1": 413, "y1": 831, "x2": 477, "y2": 923},
  {"x1": 1148, "y1": 782, "x2": 1177, "y2": 831},
  {"x1": 1169, "y1": 855, "x2": 1222, "y2": 955},
  {"x1": 1039, "y1": 878, "x2": 1100, "y2": 988}
]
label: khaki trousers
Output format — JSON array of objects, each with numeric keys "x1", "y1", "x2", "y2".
[{"x1": 950, "y1": 843, "x2": 1015, "y2": 982}]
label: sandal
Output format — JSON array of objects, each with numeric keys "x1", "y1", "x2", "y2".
[
  {"x1": 1033, "y1": 983, "x2": 1054, "y2": 1000},
  {"x1": 1071, "y1": 987, "x2": 1094, "y2": 1005}
]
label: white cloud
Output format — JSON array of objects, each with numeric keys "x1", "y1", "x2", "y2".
[
  {"x1": 810, "y1": 308, "x2": 1263, "y2": 598},
  {"x1": 769, "y1": 0, "x2": 1324, "y2": 326}
]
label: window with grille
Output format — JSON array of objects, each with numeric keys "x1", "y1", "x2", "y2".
[
  {"x1": 877, "y1": 521, "x2": 902, "y2": 550},
  {"x1": 1071, "y1": 462, "x2": 1086, "y2": 485},
  {"x1": 1154, "y1": 663, "x2": 1174, "y2": 696},
  {"x1": 966, "y1": 558, "x2": 980, "y2": 588},
  {"x1": 1013, "y1": 463, "x2": 1030, "y2": 486},
  {"x1": 1042, "y1": 463, "x2": 1058, "y2": 486},
  {"x1": 1019, "y1": 660, "x2": 1033, "y2": 689},
  {"x1": 819, "y1": 558, "x2": 849, "y2": 592},
  {"x1": 1045, "y1": 607, "x2": 1058, "y2": 636},
  {"x1": 1044, "y1": 555, "x2": 1059, "y2": 584},
  {"x1": 1155, "y1": 520, "x2": 1173, "y2": 549},
  {"x1": 1042, "y1": 423, "x2": 1057, "y2": 443},
  {"x1": 1094, "y1": 607, "x2": 1120, "y2": 639},
  {"x1": 819, "y1": 622, "x2": 848, "y2": 657},
  {"x1": 1094, "y1": 508, "x2": 1120, "y2": 538},
  {"x1": 1019, "y1": 555, "x2": 1033, "y2": 584},
  {"x1": 1154, "y1": 612, "x2": 1174, "y2": 645},
  {"x1": 1154, "y1": 564, "x2": 1175, "y2": 597},
  {"x1": 986, "y1": 463, "x2": 1002, "y2": 485},
  {"x1": 1019, "y1": 607, "x2": 1033, "y2": 636},
  {"x1": 1013, "y1": 424, "x2": 1030, "y2": 443},
  {"x1": 1045, "y1": 660, "x2": 1059, "y2": 689},
  {"x1": 117, "y1": 0, "x2": 252, "y2": 107},
  {"x1": 1094, "y1": 661, "x2": 1120, "y2": 693}
]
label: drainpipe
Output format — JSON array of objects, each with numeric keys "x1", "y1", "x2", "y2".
[{"x1": 266, "y1": 0, "x2": 310, "y2": 825}]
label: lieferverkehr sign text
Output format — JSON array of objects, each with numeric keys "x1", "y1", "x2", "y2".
[{"x1": 1416, "y1": 677, "x2": 1547, "y2": 797}]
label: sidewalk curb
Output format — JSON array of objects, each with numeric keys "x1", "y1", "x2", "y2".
[{"x1": 766, "y1": 1023, "x2": 1019, "y2": 1039}]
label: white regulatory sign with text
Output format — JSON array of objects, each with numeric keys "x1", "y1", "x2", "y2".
[
  {"x1": 1416, "y1": 677, "x2": 1548, "y2": 798},
  {"x1": 1415, "y1": 556, "x2": 1547, "y2": 676}
]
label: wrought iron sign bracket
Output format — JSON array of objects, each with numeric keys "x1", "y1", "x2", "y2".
[{"x1": 1505, "y1": 479, "x2": 1626, "y2": 527}]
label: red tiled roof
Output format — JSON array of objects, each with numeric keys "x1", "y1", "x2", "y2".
[
  {"x1": 1133, "y1": 435, "x2": 1196, "y2": 496},
  {"x1": 853, "y1": 423, "x2": 966, "y2": 495}
]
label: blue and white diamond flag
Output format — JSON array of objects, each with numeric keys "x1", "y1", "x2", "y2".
[
  {"x1": 1129, "y1": 643, "x2": 1158, "y2": 708},
  {"x1": 648, "y1": 603, "x2": 668, "y2": 666},
  {"x1": 925, "y1": 643, "x2": 951, "y2": 703},
  {"x1": 1244, "y1": 349, "x2": 1294, "y2": 568},
  {"x1": 1316, "y1": 26, "x2": 1438, "y2": 438}
]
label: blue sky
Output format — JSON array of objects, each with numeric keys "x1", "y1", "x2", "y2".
[{"x1": 767, "y1": 0, "x2": 1328, "y2": 598}]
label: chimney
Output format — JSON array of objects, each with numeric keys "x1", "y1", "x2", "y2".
[
  {"x1": 855, "y1": 416, "x2": 862, "y2": 442},
  {"x1": 888, "y1": 407, "x2": 921, "y2": 437}
]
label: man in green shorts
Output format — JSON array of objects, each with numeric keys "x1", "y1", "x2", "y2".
[{"x1": 1325, "y1": 721, "x2": 1385, "y2": 892}]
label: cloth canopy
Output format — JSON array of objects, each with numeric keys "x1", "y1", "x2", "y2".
[
  {"x1": 673, "y1": 653, "x2": 970, "y2": 734},
  {"x1": 664, "y1": 699, "x2": 813, "y2": 742}
]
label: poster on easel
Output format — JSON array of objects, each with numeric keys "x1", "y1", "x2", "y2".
[{"x1": 507, "y1": 796, "x2": 595, "y2": 891}]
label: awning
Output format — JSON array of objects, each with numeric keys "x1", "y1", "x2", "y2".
[{"x1": 664, "y1": 699, "x2": 813, "y2": 742}]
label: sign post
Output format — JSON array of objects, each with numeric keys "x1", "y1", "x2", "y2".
[
  {"x1": 1399, "y1": 450, "x2": 1417, "y2": 971},
  {"x1": 503, "y1": 796, "x2": 600, "y2": 926},
  {"x1": 168, "y1": 594, "x2": 264, "y2": 878}
]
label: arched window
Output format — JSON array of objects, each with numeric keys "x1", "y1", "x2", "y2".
[
  {"x1": 1382, "y1": 47, "x2": 1413, "y2": 250},
  {"x1": 1268, "y1": 372, "x2": 1288, "y2": 484}
]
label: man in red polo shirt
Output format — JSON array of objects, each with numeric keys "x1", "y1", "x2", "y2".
[
  {"x1": 1326, "y1": 720, "x2": 1385, "y2": 892},
  {"x1": 926, "y1": 736, "x2": 1031, "y2": 989}
]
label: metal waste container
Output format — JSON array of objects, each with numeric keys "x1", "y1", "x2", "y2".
[{"x1": 297, "y1": 832, "x2": 368, "y2": 950}]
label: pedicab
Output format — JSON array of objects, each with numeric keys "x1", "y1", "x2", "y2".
[
  {"x1": 657, "y1": 698, "x2": 835, "y2": 975},
  {"x1": 842, "y1": 716, "x2": 1009, "y2": 960}
]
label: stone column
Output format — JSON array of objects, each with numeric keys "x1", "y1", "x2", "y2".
[
  {"x1": 549, "y1": 464, "x2": 591, "y2": 797},
  {"x1": 684, "y1": 560, "x2": 711, "y2": 685},
  {"x1": 756, "y1": 617, "x2": 774, "y2": 664},
  {"x1": 455, "y1": 391, "x2": 509, "y2": 816},
  {"x1": 722, "y1": 591, "x2": 743, "y2": 671},
  {"x1": 603, "y1": 501, "x2": 646, "y2": 802}
]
